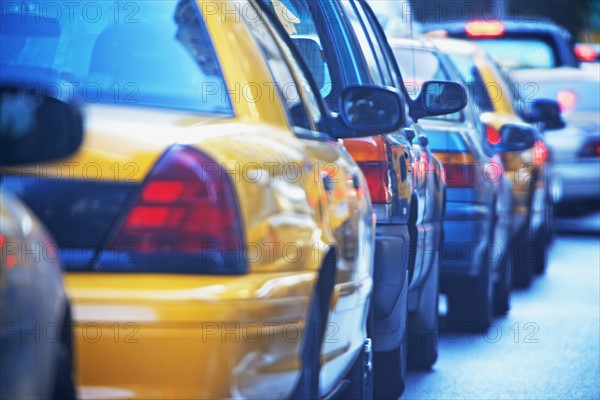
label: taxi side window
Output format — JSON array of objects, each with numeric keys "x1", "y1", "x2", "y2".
[{"x1": 238, "y1": 1, "x2": 314, "y2": 131}]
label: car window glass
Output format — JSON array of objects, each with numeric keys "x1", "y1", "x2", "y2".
[
  {"x1": 394, "y1": 47, "x2": 461, "y2": 121},
  {"x1": 367, "y1": 0, "x2": 420, "y2": 38},
  {"x1": 339, "y1": 0, "x2": 386, "y2": 85},
  {"x1": 258, "y1": 0, "x2": 371, "y2": 114},
  {"x1": 237, "y1": 1, "x2": 313, "y2": 130},
  {"x1": 447, "y1": 53, "x2": 494, "y2": 112},
  {"x1": 0, "y1": 0, "x2": 233, "y2": 115},
  {"x1": 258, "y1": 0, "x2": 334, "y2": 99},
  {"x1": 393, "y1": 48, "x2": 446, "y2": 98},
  {"x1": 243, "y1": 1, "x2": 324, "y2": 126},
  {"x1": 357, "y1": 1, "x2": 405, "y2": 89},
  {"x1": 346, "y1": 0, "x2": 396, "y2": 85},
  {"x1": 474, "y1": 38, "x2": 556, "y2": 70}
]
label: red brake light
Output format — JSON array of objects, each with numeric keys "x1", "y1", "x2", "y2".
[
  {"x1": 359, "y1": 162, "x2": 390, "y2": 203},
  {"x1": 142, "y1": 181, "x2": 185, "y2": 202},
  {"x1": 344, "y1": 137, "x2": 391, "y2": 204},
  {"x1": 533, "y1": 140, "x2": 548, "y2": 165},
  {"x1": 575, "y1": 44, "x2": 598, "y2": 62},
  {"x1": 465, "y1": 21, "x2": 505, "y2": 37},
  {"x1": 105, "y1": 145, "x2": 245, "y2": 273},
  {"x1": 486, "y1": 125, "x2": 502, "y2": 145},
  {"x1": 557, "y1": 90, "x2": 577, "y2": 112}
]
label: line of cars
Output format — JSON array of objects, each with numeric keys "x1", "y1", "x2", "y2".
[
  {"x1": 0, "y1": 0, "x2": 455, "y2": 398},
  {"x1": 1, "y1": 1, "x2": 597, "y2": 399}
]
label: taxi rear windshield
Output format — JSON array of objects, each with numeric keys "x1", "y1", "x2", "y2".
[{"x1": 0, "y1": 0, "x2": 233, "y2": 115}]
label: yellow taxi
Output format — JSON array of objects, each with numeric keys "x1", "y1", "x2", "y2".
[
  {"x1": 1, "y1": 0, "x2": 407, "y2": 398},
  {"x1": 431, "y1": 37, "x2": 556, "y2": 286}
]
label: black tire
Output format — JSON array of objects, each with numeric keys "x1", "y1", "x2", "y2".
[
  {"x1": 535, "y1": 194, "x2": 553, "y2": 274},
  {"x1": 493, "y1": 251, "x2": 513, "y2": 316},
  {"x1": 341, "y1": 339, "x2": 373, "y2": 400},
  {"x1": 373, "y1": 340, "x2": 406, "y2": 400},
  {"x1": 446, "y1": 259, "x2": 492, "y2": 332},
  {"x1": 511, "y1": 228, "x2": 534, "y2": 288},
  {"x1": 533, "y1": 223, "x2": 550, "y2": 275},
  {"x1": 52, "y1": 318, "x2": 76, "y2": 400},
  {"x1": 407, "y1": 330, "x2": 438, "y2": 370},
  {"x1": 544, "y1": 197, "x2": 555, "y2": 246},
  {"x1": 407, "y1": 236, "x2": 440, "y2": 370},
  {"x1": 533, "y1": 238, "x2": 548, "y2": 275},
  {"x1": 290, "y1": 293, "x2": 322, "y2": 400}
]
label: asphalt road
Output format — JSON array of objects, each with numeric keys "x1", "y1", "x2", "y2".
[{"x1": 402, "y1": 211, "x2": 600, "y2": 399}]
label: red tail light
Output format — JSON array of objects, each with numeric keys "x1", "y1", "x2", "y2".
[
  {"x1": 359, "y1": 162, "x2": 390, "y2": 203},
  {"x1": 575, "y1": 44, "x2": 598, "y2": 62},
  {"x1": 486, "y1": 125, "x2": 502, "y2": 145},
  {"x1": 533, "y1": 140, "x2": 548, "y2": 166},
  {"x1": 465, "y1": 21, "x2": 505, "y2": 37},
  {"x1": 434, "y1": 152, "x2": 477, "y2": 188},
  {"x1": 344, "y1": 136, "x2": 391, "y2": 204},
  {"x1": 105, "y1": 145, "x2": 245, "y2": 274}
]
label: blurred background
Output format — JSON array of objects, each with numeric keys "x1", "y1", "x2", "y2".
[{"x1": 412, "y1": 0, "x2": 600, "y2": 43}]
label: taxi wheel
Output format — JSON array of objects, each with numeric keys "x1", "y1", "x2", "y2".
[{"x1": 52, "y1": 316, "x2": 76, "y2": 400}]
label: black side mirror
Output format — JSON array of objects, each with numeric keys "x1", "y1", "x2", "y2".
[
  {"x1": 522, "y1": 99, "x2": 565, "y2": 131},
  {"x1": 0, "y1": 84, "x2": 84, "y2": 165},
  {"x1": 409, "y1": 80, "x2": 467, "y2": 122},
  {"x1": 492, "y1": 123, "x2": 536, "y2": 153},
  {"x1": 333, "y1": 85, "x2": 405, "y2": 138}
]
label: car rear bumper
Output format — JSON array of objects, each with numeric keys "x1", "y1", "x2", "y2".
[{"x1": 67, "y1": 272, "x2": 319, "y2": 400}]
